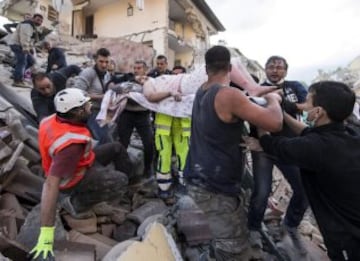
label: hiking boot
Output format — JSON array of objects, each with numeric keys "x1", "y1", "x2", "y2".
[
  {"x1": 283, "y1": 224, "x2": 307, "y2": 255},
  {"x1": 249, "y1": 230, "x2": 263, "y2": 249},
  {"x1": 158, "y1": 189, "x2": 176, "y2": 205},
  {"x1": 61, "y1": 196, "x2": 95, "y2": 219},
  {"x1": 12, "y1": 80, "x2": 30, "y2": 88}
]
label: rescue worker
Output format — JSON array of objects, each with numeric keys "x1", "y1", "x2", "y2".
[
  {"x1": 30, "y1": 88, "x2": 132, "y2": 260},
  {"x1": 146, "y1": 56, "x2": 189, "y2": 203}
]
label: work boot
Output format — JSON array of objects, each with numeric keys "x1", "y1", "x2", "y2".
[
  {"x1": 249, "y1": 230, "x2": 263, "y2": 249},
  {"x1": 283, "y1": 224, "x2": 307, "y2": 256},
  {"x1": 61, "y1": 196, "x2": 95, "y2": 219},
  {"x1": 158, "y1": 189, "x2": 176, "y2": 205},
  {"x1": 12, "y1": 80, "x2": 30, "y2": 88}
]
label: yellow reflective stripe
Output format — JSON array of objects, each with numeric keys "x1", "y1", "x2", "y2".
[
  {"x1": 49, "y1": 132, "x2": 91, "y2": 157},
  {"x1": 182, "y1": 127, "x2": 191, "y2": 132},
  {"x1": 155, "y1": 124, "x2": 171, "y2": 130}
]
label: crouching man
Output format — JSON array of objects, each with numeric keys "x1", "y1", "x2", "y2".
[{"x1": 30, "y1": 88, "x2": 132, "y2": 260}]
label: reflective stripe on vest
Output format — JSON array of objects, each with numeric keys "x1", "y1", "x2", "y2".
[{"x1": 49, "y1": 132, "x2": 92, "y2": 158}]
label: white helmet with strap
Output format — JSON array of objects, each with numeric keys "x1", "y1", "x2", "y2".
[{"x1": 54, "y1": 88, "x2": 90, "y2": 113}]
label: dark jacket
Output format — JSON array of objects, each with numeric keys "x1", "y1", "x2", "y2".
[
  {"x1": 260, "y1": 123, "x2": 360, "y2": 248},
  {"x1": 46, "y1": 47, "x2": 67, "y2": 73},
  {"x1": 31, "y1": 65, "x2": 81, "y2": 122}
]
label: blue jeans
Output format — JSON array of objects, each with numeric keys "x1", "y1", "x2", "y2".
[
  {"x1": 248, "y1": 151, "x2": 308, "y2": 230},
  {"x1": 10, "y1": 44, "x2": 27, "y2": 82},
  {"x1": 87, "y1": 111, "x2": 112, "y2": 145}
]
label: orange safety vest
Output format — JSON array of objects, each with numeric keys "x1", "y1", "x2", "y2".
[{"x1": 39, "y1": 114, "x2": 95, "y2": 190}]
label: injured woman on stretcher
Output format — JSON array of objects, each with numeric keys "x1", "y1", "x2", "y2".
[{"x1": 95, "y1": 57, "x2": 278, "y2": 127}]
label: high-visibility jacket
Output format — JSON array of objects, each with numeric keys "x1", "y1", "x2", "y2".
[
  {"x1": 154, "y1": 113, "x2": 191, "y2": 137},
  {"x1": 39, "y1": 114, "x2": 95, "y2": 190}
]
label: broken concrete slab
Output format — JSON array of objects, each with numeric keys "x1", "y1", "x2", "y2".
[
  {"x1": 113, "y1": 220, "x2": 138, "y2": 242},
  {"x1": 102, "y1": 240, "x2": 137, "y2": 261},
  {"x1": 176, "y1": 209, "x2": 212, "y2": 246},
  {"x1": 16, "y1": 205, "x2": 67, "y2": 250},
  {"x1": 0, "y1": 210, "x2": 18, "y2": 250},
  {"x1": 100, "y1": 224, "x2": 116, "y2": 238},
  {"x1": 127, "y1": 199, "x2": 167, "y2": 225},
  {"x1": 0, "y1": 193, "x2": 25, "y2": 221},
  {"x1": 55, "y1": 241, "x2": 96, "y2": 261},
  {"x1": 115, "y1": 222, "x2": 183, "y2": 261},
  {"x1": 68, "y1": 230, "x2": 115, "y2": 260},
  {"x1": 3, "y1": 162, "x2": 43, "y2": 204},
  {"x1": 63, "y1": 214, "x2": 97, "y2": 234},
  {"x1": 0, "y1": 231, "x2": 29, "y2": 261}
]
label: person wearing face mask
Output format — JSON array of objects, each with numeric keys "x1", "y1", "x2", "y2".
[
  {"x1": 247, "y1": 55, "x2": 309, "y2": 255},
  {"x1": 30, "y1": 88, "x2": 132, "y2": 260},
  {"x1": 245, "y1": 81, "x2": 360, "y2": 261}
]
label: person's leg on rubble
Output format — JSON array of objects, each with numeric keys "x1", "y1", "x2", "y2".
[
  {"x1": 247, "y1": 151, "x2": 274, "y2": 249},
  {"x1": 94, "y1": 142, "x2": 133, "y2": 177},
  {"x1": 134, "y1": 111, "x2": 154, "y2": 178},
  {"x1": 172, "y1": 117, "x2": 190, "y2": 191},
  {"x1": 155, "y1": 132, "x2": 174, "y2": 203},
  {"x1": 65, "y1": 164, "x2": 129, "y2": 214},
  {"x1": 277, "y1": 163, "x2": 308, "y2": 255},
  {"x1": 187, "y1": 185, "x2": 253, "y2": 260},
  {"x1": 116, "y1": 110, "x2": 135, "y2": 148}
]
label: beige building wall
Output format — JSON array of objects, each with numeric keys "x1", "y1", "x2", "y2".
[{"x1": 90, "y1": 0, "x2": 169, "y2": 64}]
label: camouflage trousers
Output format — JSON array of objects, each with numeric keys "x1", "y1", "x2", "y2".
[{"x1": 187, "y1": 184, "x2": 254, "y2": 261}]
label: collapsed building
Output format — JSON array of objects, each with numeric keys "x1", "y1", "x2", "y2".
[{"x1": 0, "y1": 0, "x2": 332, "y2": 260}]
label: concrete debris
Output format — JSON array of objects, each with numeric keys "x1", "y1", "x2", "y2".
[
  {"x1": 114, "y1": 222, "x2": 183, "y2": 261},
  {"x1": 63, "y1": 214, "x2": 98, "y2": 234},
  {"x1": 0, "y1": 29, "x2": 329, "y2": 260},
  {"x1": 127, "y1": 199, "x2": 167, "y2": 225},
  {"x1": 54, "y1": 241, "x2": 96, "y2": 261}
]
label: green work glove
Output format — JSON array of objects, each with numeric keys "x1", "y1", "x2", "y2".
[{"x1": 30, "y1": 227, "x2": 55, "y2": 260}]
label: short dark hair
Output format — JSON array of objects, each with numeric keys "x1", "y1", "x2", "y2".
[
  {"x1": 309, "y1": 81, "x2": 355, "y2": 122},
  {"x1": 135, "y1": 60, "x2": 147, "y2": 68},
  {"x1": 32, "y1": 72, "x2": 48, "y2": 86},
  {"x1": 33, "y1": 13, "x2": 43, "y2": 19},
  {"x1": 205, "y1": 45, "x2": 231, "y2": 74},
  {"x1": 265, "y1": 55, "x2": 288, "y2": 70},
  {"x1": 95, "y1": 48, "x2": 110, "y2": 58},
  {"x1": 156, "y1": 55, "x2": 167, "y2": 62},
  {"x1": 172, "y1": 65, "x2": 186, "y2": 73}
]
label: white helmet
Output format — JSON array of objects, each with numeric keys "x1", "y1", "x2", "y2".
[{"x1": 54, "y1": 88, "x2": 90, "y2": 113}]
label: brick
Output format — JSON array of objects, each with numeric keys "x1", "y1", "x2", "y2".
[
  {"x1": 100, "y1": 224, "x2": 116, "y2": 238},
  {"x1": 69, "y1": 230, "x2": 116, "y2": 260},
  {"x1": 63, "y1": 214, "x2": 97, "y2": 234},
  {"x1": 0, "y1": 210, "x2": 17, "y2": 250},
  {"x1": 127, "y1": 200, "x2": 167, "y2": 225},
  {"x1": 55, "y1": 240, "x2": 95, "y2": 261}
]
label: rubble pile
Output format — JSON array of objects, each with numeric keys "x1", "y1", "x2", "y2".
[{"x1": 0, "y1": 33, "x2": 330, "y2": 260}]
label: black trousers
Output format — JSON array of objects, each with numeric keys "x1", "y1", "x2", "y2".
[
  {"x1": 117, "y1": 110, "x2": 154, "y2": 175},
  {"x1": 64, "y1": 142, "x2": 132, "y2": 212}
]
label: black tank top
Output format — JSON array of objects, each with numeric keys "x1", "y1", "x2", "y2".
[{"x1": 184, "y1": 83, "x2": 245, "y2": 195}]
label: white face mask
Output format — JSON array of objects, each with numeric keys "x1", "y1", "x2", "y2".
[{"x1": 303, "y1": 108, "x2": 317, "y2": 127}]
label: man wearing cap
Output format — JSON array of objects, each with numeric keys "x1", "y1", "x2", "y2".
[{"x1": 30, "y1": 88, "x2": 132, "y2": 260}]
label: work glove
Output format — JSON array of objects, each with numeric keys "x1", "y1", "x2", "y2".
[{"x1": 29, "y1": 227, "x2": 55, "y2": 261}]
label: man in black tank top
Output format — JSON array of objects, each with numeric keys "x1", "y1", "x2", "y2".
[{"x1": 184, "y1": 46, "x2": 283, "y2": 260}]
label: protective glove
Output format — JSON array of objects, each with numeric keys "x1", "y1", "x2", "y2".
[{"x1": 29, "y1": 227, "x2": 55, "y2": 260}]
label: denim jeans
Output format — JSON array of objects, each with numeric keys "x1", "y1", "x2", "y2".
[
  {"x1": 248, "y1": 151, "x2": 308, "y2": 230},
  {"x1": 117, "y1": 110, "x2": 154, "y2": 176},
  {"x1": 10, "y1": 44, "x2": 27, "y2": 82},
  {"x1": 87, "y1": 110, "x2": 112, "y2": 145}
]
